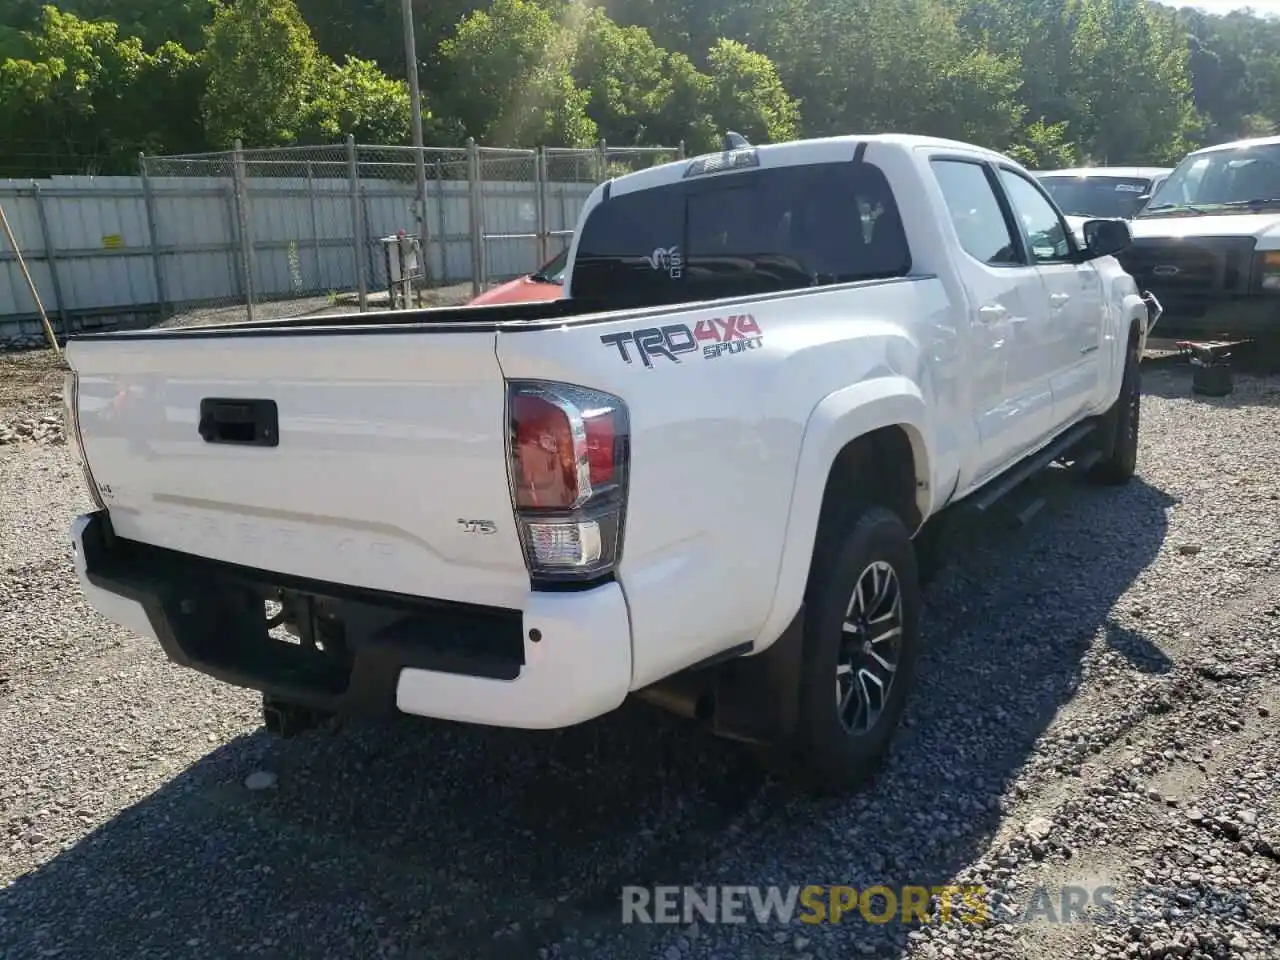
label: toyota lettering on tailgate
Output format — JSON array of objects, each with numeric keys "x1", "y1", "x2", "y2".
[{"x1": 600, "y1": 314, "x2": 763, "y2": 368}]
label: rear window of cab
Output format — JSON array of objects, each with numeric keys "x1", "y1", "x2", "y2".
[{"x1": 569, "y1": 160, "x2": 912, "y2": 309}]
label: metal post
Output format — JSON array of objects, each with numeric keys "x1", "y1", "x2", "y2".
[
  {"x1": 225, "y1": 186, "x2": 243, "y2": 298},
  {"x1": 138, "y1": 153, "x2": 169, "y2": 318},
  {"x1": 535, "y1": 146, "x2": 549, "y2": 268},
  {"x1": 597, "y1": 138, "x2": 608, "y2": 182},
  {"x1": 435, "y1": 157, "x2": 447, "y2": 284},
  {"x1": 232, "y1": 139, "x2": 256, "y2": 323},
  {"x1": 558, "y1": 173, "x2": 568, "y2": 248},
  {"x1": 30, "y1": 182, "x2": 67, "y2": 335},
  {"x1": 678, "y1": 140, "x2": 686, "y2": 160},
  {"x1": 347, "y1": 134, "x2": 368, "y2": 311},
  {"x1": 467, "y1": 138, "x2": 483, "y2": 298},
  {"x1": 401, "y1": 0, "x2": 432, "y2": 296},
  {"x1": 306, "y1": 160, "x2": 322, "y2": 292},
  {"x1": 362, "y1": 192, "x2": 377, "y2": 294}
]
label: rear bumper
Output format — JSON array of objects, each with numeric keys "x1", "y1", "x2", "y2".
[{"x1": 71, "y1": 511, "x2": 632, "y2": 729}]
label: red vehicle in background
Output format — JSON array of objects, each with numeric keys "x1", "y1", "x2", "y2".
[{"x1": 466, "y1": 248, "x2": 567, "y2": 305}]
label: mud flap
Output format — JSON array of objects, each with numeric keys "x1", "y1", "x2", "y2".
[{"x1": 710, "y1": 606, "x2": 807, "y2": 746}]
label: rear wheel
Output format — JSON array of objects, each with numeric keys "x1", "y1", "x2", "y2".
[
  {"x1": 773, "y1": 505, "x2": 923, "y2": 793},
  {"x1": 1090, "y1": 338, "x2": 1141, "y2": 485}
]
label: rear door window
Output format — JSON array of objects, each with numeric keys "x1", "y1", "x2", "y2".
[
  {"x1": 570, "y1": 160, "x2": 911, "y2": 308},
  {"x1": 930, "y1": 159, "x2": 1022, "y2": 266}
]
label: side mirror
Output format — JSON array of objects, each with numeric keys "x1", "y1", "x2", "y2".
[{"x1": 1082, "y1": 218, "x2": 1132, "y2": 258}]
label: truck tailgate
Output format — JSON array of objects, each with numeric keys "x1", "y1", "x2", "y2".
[{"x1": 68, "y1": 332, "x2": 530, "y2": 609}]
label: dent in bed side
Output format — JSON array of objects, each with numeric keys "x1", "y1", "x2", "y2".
[{"x1": 749, "y1": 378, "x2": 936, "y2": 655}]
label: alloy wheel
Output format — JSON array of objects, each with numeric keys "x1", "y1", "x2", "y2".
[{"x1": 836, "y1": 560, "x2": 903, "y2": 736}]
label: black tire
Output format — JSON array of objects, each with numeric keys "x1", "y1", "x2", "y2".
[
  {"x1": 772, "y1": 505, "x2": 923, "y2": 794},
  {"x1": 1090, "y1": 337, "x2": 1141, "y2": 485}
]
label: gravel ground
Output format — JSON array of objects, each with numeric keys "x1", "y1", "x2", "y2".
[{"x1": 1, "y1": 351, "x2": 1279, "y2": 960}]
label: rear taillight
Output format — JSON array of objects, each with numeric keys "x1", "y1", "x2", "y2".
[
  {"x1": 507, "y1": 380, "x2": 629, "y2": 583},
  {"x1": 63, "y1": 370, "x2": 105, "y2": 510}
]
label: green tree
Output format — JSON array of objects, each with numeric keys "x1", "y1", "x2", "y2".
[
  {"x1": 772, "y1": 0, "x2": 1025, "y2": 150},
  {"x1": 3, "y1": 0, "x2": 1265, "y2": 176},
  {"x1": 1176, "y1": 8, "x2": 1280, "y2": 145},
  {"x1": 201, "y1": 0, "x2": 322, "y2": 147},
  {"x1": 959, "y1": 0, "x2": 1201, "y2": 163},
  {"x1": 0, "y1": 6, "x2": 204, "y2": 172},
  {"x1": 0, "y1": 24, "x2": 28, "y2": 59},
  {"x1": 572, "y1": 9, "x2": 673, "y2": 145},
  {"x1": 300, "y1": 55, "x2": 414, "y2": 144},
  {"x1": 701, "y1": 38, "x2": 800, "y2": 145},
  {"x1": 1006, "y1": 118, "x2": 1079, "y2": 169},
  {"x1": 603, "y1": 0, "x2": 792, "y2": 68},
  {"x1": 293, "y1": 0, "x2": 404, "y2": 72},
  {"x1": 437, "y1": 0, "x2": 596, "y2": 145},
  {"x1": 956, "y1": 0, "x2": 1080, "y2": 134},
  {"x1": 638, "y1": 50, "x2": 719, "y2": 153},
  {"x1": 0, "y1": 0, "x2": 215, "y2": 50},
  {"x1": 1067, "y1": 0, "x2": 1199, "y2": 163}
]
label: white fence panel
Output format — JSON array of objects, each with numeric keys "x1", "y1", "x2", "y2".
[
  {"x1": 440, "y1": 182, "x2": 474, "y2": 283},
  {"x1": 0, "y1": 141, "x2": 683, "y2": 344},
  {"x1": 41, "y1": 176, "x2": 155, "y2": 313},
  {"x1": 0, "y1": 186, "x2": 51, "y2": 318},
  {"x1": 150, "y1": 177, "x2": 241, "y2": 305},
  {"x1": 1, "y1": 174, "x2": 601, "y2": 319}
]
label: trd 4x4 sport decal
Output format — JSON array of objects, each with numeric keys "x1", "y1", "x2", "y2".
[{"x1": 600, "y1": 314, "x2": 763, "y2": 368}]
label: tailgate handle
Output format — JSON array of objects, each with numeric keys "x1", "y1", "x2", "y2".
[{"x1": 198, "y1": 398, "x2": 279, "y2": 447}]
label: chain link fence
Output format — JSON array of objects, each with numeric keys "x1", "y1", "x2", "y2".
[{"x1": 138, "y1": 137, "x2": 685, "y2": 326}]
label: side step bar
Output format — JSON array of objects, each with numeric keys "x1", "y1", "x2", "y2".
[{"x1": 968, "y1": 421, "x2": 1097, "y2": 514}]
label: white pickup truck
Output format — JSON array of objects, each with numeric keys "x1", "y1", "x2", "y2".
[
  {"x1": 63, "y1": 134, "x2": 1160, "y2": 791},
  {"x1": 1114, "y1": 134, "x2": 1280, "y2": 340}
]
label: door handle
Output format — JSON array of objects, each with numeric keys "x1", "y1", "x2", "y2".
[
  {"x1": 977, "y1": 304, "x2": 1008, "y2": 323},
  {"x1": 1050, "y1": 293, "x2": 1071, "y2": 307}
]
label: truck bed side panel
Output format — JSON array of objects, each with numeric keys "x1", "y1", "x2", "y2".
[{"x1": 496, "y1": 278, "x2": 956, "y2": 689}]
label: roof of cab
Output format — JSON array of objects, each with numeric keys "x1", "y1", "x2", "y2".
[
  {"x1": 1186, "y1": 134, "x2": 1280, "y2": 156},
  {"x1": 1036, "y1": 166, "x2": 1172, "y2": 179},
  {"x1": 603, "y1": 133, "x2": 1018, "y2": 198}
]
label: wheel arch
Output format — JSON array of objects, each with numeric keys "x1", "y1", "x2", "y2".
[{"x1": 750, "y1": 378, "x2": 933, "y2": 654}]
